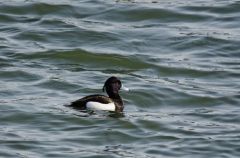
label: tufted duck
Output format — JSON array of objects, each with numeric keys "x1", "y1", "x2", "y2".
[{"x1": 69, "y1": 76, "x2": 125, "y2": 112}]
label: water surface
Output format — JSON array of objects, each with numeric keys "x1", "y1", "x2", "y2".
[{"x1": 0, "y1": 0, "x2": 240, "y2": 157}]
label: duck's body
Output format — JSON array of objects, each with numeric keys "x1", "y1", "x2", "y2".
[{"x1": 69, "y1": 77, "x2": 124, "y2": 112}]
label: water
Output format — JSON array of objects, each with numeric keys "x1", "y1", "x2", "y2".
[{"x1": 0, "y1": 0, "x2": 240, "y2": 157}]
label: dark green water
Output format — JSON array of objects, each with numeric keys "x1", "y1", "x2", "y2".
[{"x1": 0, "y1": 0, "x2": 240, "y2": 157}]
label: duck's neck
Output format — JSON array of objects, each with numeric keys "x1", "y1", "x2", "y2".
[{"x1": 109, "y1": 93, "x2": 120, "y2": 99}]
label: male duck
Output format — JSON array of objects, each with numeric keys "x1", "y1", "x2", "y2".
[{"x1": 69, "y1": 76, "x2": 125, "y2": 112}]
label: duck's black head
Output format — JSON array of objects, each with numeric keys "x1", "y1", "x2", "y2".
[{"x1": 103, "y1": 76, "x2": 122, "y2": 98}]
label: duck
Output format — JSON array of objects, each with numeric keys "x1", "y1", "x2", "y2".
[{"x1": 69, "y1": 76, "x2": 126, "y2": 112}]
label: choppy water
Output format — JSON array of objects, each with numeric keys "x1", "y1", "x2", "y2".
[{"x1": 1, "y1": 0, "x2": 240, "y2": 157}]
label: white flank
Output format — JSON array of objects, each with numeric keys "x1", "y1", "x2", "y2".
[{"x1": 86, "y1": 101, "x2": 115, "y2": 111}]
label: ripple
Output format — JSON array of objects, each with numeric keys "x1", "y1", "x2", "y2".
[
  {"x1": 0, "y1": 3, "x2": 75, "y2": 16},
  {"x1": 182, "y1": 1, "x2": 240, "y2": 14},
  {"x1": 0, "y1": 69, "x2": 42, "y2": 82},
  {"x1": 1, "y1": 0, "x2": 240, "y2": 158}
]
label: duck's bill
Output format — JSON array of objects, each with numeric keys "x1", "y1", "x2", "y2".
[{"x1": 121, "y1": 85, "x2": 130, "y2": 92}]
